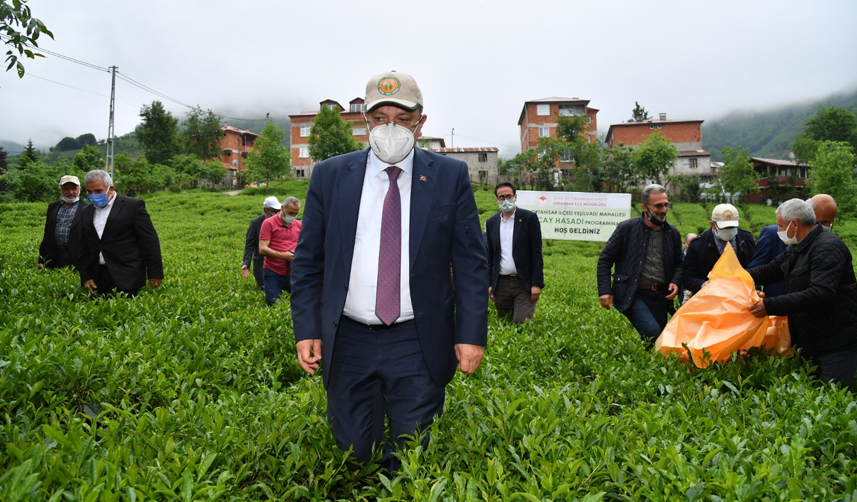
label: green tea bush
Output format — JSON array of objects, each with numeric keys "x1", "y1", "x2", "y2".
[{"x1": 2, "y1": 187, "x2": 857, "y2": 500}]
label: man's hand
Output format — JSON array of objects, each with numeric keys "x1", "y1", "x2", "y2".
[
  {"x1": 455, "y1": 344, "x2": 484, "y2": 374},
  {"x1": 82, "y1": 279, "x2": 97, "y2": 294},
  {"x1": 666, "y1": 283, "x2": 679, "y2": 300},
  {"x1": 284, "y1": 250, "x2": 295, "y2": 262},
  {"x1": 241, "y1": 265, "x2": 250, "y2": 278},
  {"x1": 297, "y1": 339, "x2": 322, "y2": 375},
  {"x1": 488, "y1": 287, "x2": 494, "y2": 302},
  {"x1": 599, "y1": 294, "x2": 613, "y2": 310},
  {"x1": 530, "y1": 286, "x2": 541, "y2": 305},
  {"x1": 149, "y1": 278, "x2": 163, "y2": 289},
  {"x1": 749, "y1": 299, "x2": 767, "y2": 318},
  {"x1": 701, "y1": 280, "x2": 710, "y2": 289}
]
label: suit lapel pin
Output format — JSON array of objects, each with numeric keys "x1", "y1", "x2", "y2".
[{"x1": 419, "y1": 175, "x2": 427, "y2": 182}]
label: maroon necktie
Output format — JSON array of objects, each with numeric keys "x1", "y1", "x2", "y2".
[{"x1": 376, "y1": 166, "x2": 402, "y2": 325}]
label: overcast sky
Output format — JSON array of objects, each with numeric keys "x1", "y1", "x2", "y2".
[{"x1": 2, "y1": 0, "x2": 856, "y2": 158}]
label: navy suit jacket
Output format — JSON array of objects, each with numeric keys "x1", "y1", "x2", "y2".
[
  {"x1": 291, "y1": 148, "x2": 488, "y2": 387},
  {"x1": 748, "y1": 224, "x2": 786, "y2": 297},
  {"x1": 485, "y1": 207, "x2": 545, "y2": 292},
  {"x1": 78, "y1": 194, "x2": 164, "y2": 291}
]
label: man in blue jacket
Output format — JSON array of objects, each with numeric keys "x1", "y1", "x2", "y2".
[
  {"x1": 290, "y1": 71, "x2": 487, "y2": 471},
  {"x1": 597, "y1": 184, "x2": 683, "y2": 342}
]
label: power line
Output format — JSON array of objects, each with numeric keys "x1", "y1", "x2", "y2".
[
  {"x1": 5, "y1": 38, "x2": 272, "y2": 122},
  {"x1": 26, "y1": 72, "x2": 140, "y2": 109}
]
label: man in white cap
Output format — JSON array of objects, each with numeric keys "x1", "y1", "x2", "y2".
[
  {"x1": 241, "y1": 196, "x2": 281, "y2": 291},
  {"x1": 683, "y1": 203, "x2": 755, "y2": 295},
  {"x1": 38, "y1": 175, "x2": 89, "y2": 270},
  {"x1": 291, "y1": 71, "x2": 487, "y2": 471}
]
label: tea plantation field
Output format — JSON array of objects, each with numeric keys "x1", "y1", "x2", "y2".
[{"x1": 2, "y1": 184, "x2": 857, "y2": 501}]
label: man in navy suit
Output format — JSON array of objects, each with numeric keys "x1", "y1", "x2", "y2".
[
  {"x1": 485, "y1": 182, "x2": 544, "y2": 323},
  {"x1": 77, "y1": 170, "x2": 163, "y2": 297},
  {"x1": 290, "y1": 71, "x2": 488, "y2": 471}
]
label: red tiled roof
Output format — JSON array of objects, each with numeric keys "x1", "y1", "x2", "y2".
[
  {"x1": 222, "y1": 126, "x2": 258, "y2": 137},
  {"x1": 679, "y1": 150, "x2": 710, "y2": 157},
  {"x1": 751, "y1": 157, "x2": 807, "y2": 167}
]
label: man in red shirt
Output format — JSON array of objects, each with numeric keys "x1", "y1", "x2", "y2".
[{"x1": 259, "y1": 196, "x2": 302, "y2": 306}]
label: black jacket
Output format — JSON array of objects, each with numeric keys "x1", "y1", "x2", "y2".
[
  {"x1": 683, "y1": 228, "x2": 755, "y2": 294},
  {"x1": 597, "y1": 214, "x2": 683, "y2": 312},
  {"x1": 78, "y1": 194, "x2": 164, "y2": 291},
  {"x1": 38, "y1": 199, "x2": 89, "y2": 269},
  {"x1": 486, "y1": 207, "x2": 545, "y2": 292},
  {"x1": 242, "y1": 214, "x2": 266, "y2": 289},
  {"x1": 748, "y1": 225, "x2": 857, "y2": 356}
]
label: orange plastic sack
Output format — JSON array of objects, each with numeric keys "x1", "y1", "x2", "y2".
[{"x1": 656, "y1": 243, "x2": 792, "y2": 367}]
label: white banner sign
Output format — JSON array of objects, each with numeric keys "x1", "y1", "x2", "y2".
[{"x1": 515, "y1": 191, "x2": 632, "y2": 242}]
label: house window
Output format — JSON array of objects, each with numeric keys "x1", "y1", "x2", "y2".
[
  {"x1": 350, "y1": 103, "x2": 363, "y2": 112},
  {"x1": 296, "y1": 169, "x2": 306, "y2": 178},
  {"x1": 649, "y1": 125, "x2": 655, "y2": 129},
  {"x1": 799, "y1": 167, "x2": 807, "y2": 178},
  {"x1": 300, "y1": 126, "x2": 311, "y2": 137},
  {"x1": 560, "y1": 148, "x2": 573, "y2": 163},
  {"x1": 538, "y1": 127, "x2": 550, "y2": 137},
  {"x1": 689, "y1": 158, "x2": 698, "y2": 169},
  {"x1": 353, "y1": 127, "x2": 366, "y2": 136},
  {"x1": 778, "y1": 166, "x2": 788, "y2": 176},
  {"x1": 587, "y1": 116, "x2": 592, "y2": 124},
  {"x1": 478, "y1": 153, "x2": 487, "y2": 162},
  {"x1": 657, "y1": 124, "x2": 663, "y2": 129},
  {"x1": 299, "y1": 147, "x2": 309, "y2": 159},
  {"x1": 536, "y1": 104, "x2": 550, "y2": 116}
]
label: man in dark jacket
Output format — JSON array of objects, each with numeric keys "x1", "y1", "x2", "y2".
[
  {"x1": 241, "y1": 196, "x2": 280, "y2": 291},
  {"x1": 683, "y1": 203, "x2": 755, "y2": 295},
  {"x1": 78, "y1": 170, "x2": 164, "y2": 297},
  {"x1": 748, "y1": 198, "x2": 857, "y2": 391},
  {"x1": 38, "y1": 175, "x2": 89, "y2": 270},
  {"x1": 486, "y1": 182, "x2": 544, "y2": 323},
  {"x1": 597, "y1": 184, "x2": 683, "y2": 342}
]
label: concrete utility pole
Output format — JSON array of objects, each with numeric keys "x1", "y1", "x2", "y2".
[
  {"x1": 105, "y1": 66, "x2": 117, "y2": 178},
  {"x1": 451, "y1": 128, "x2": 454, "y2": 148}
]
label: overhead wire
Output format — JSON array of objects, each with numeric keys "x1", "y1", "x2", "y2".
[{"x1": 6, "y1": 38, "x2": 271, "y2": 122}]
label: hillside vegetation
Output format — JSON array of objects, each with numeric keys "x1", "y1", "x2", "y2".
[
  {"x1": 703, "y1": 89, "x2": 857, "y2": 161},
  {"x1": 1, "y1": 185, "x2": 856, "y2": 500}
]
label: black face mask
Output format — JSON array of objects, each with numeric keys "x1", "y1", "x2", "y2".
[{"x1": 644, "y1": 203, "x2": 665, "y2": 226}]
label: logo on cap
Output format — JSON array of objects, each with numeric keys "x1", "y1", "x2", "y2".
[
  {"x1": 723, "y1": 210, "x2": 734, "y2": 219},
  {"x1": 378, "y1": 77, "x2": 400, "y2": 96}
]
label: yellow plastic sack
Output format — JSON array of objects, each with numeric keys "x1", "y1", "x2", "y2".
[{"x1": 656, "y1": 243, "x2": 792, "y2": 367}]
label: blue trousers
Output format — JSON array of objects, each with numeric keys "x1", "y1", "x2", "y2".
[
  {"x1": 327, "y1": 316, "x2": 445, "y2": 472},
  {"x1": 263, "y1": 269, "x2": 291, "y2": 306},
  {"x1": 622, "y1": 288, "x2": 670, "y2": 342}
]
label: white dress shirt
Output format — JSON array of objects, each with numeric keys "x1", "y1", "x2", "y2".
[
  {"x1": 499, "y1": 208, "x2": 518, "y2": 275},
  {"x1": 343, "y1": 149, "x2": 415, "y2": 324},
  {"x1": 92, "y1": 192, "x2": 117, "y2": 265}
]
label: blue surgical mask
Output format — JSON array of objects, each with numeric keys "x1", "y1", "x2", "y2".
[{"x1": 89, "y1": 193, "x2": 110, "y2": 208}]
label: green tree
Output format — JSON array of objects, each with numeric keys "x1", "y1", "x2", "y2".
[
  {"x1": 73, "y1": 144, "x2": 103, "y2": 171},
  {"x1": 669, "y1": 174, "x2": 702, "y2": 202},
  {"x1": 307, "y1": 105, "x2": 362, "y2": 162},
  {"x1": 19, "y1": 138, "x2": 38, "y2": 166},
  {"x1": 169, "y1": 153, "x2": 226, "y2": 189},
  {"x1": 604, "y1": 144, "x2": 636, "y2": 192},
  {"x1": 75, "y1": 133, "x2": 97, "y2": 147},
  {"x1": 180, "y1": 107, "x2": 224, "y2": 161},
  {"x1": 713, "y1": 145, "x2": 759, "y2": 203},
  {"x1": 0, "y1": 145, "x2": 8, "y2": 191},
  {"x1": 136, "y1": 101, "x2": 179, "y2": 166},
  {"x1": 1, "y1": 0, "x2": 53, "y2": 78},
  {"x1": 0, "y1": 159, "x2": 67, "y2": 202},
  {"x1": 55, "y1": 136, "x2": 79, "y2": 152},
  {"x1": 245, "y1": 119, "x2": 291, "y2": 189},
  {"x1": 808, "y1": 140, "x2": 857, "y2": 215},
  {"x1": 792, "y1": 106, "x2": 857, "y2": 166},
  {"x1": 629, "y1": 102, "x2": 651, "y2": 122},
  {"x1": 630, "y1": 131, "x2": 678, "y2": 186},
  {"x1": 114, "y1": 152, "x2": 174, "y2": 196}
]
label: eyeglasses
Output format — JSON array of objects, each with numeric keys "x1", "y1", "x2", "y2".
[
  {"x1": 496, "y1": 195, "x2": 515, "y2": 201},
  {"x1": 645, "y1": 202, "x2": 671, "y2": 209}
]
